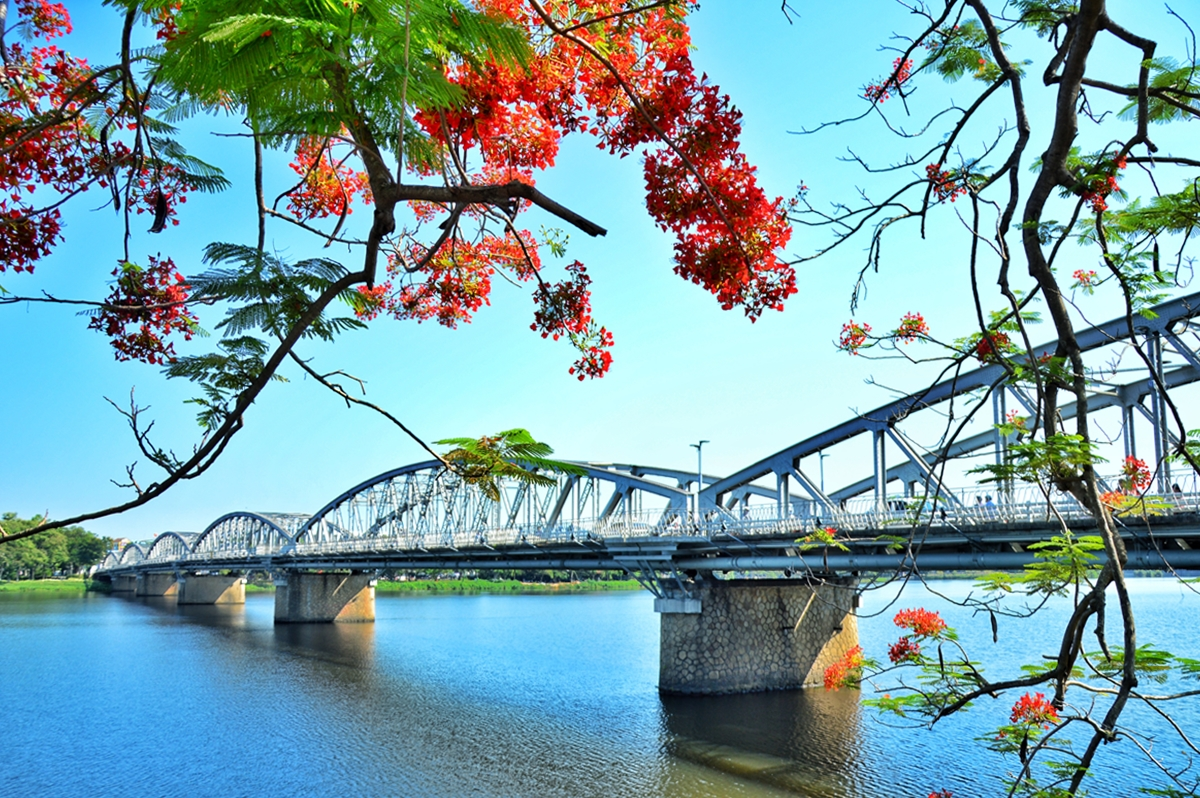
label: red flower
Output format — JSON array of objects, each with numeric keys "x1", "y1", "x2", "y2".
[
  {"x1": 893, "y1": 608, "x2": 947, "y2": 637},
  {"x1": 1010, "y1": 692, "x2": 1059, "y2": 728},
  {"x1": 839, "y1": 320, "x2": 872, "y2": 354},
  {"x1": 896, "y1": 312, "x2": 929, "y2": 342},
  {"x1": 864, "y1": 57, "x2": 913, "y2": 103},
  {"x1": 888, "y1": 636, "x2": 922, "y2": 663},
  {"x1": 974, "y1": 331, "x2": 1011, "y2": 363},
  {"x1": 823, "y1": 645, "x2": 865, "y2": 691},
  {"x1": 1120, "y1": 455, "x2": 1151, "y2": 493}
]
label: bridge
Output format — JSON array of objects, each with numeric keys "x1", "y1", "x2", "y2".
[{"x1": 95, "y1": 292, "x2": 1200, "y2": 694}]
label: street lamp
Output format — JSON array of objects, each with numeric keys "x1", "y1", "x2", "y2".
[
  {"x1": 690, "y1": 440, "x2": 709, "y2": 521},
  {"x1": 819, "y1": 451, "x2": 829, "y2": 494}
]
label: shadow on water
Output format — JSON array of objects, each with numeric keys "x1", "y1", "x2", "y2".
[
  {"x1": 660, "y1": 688, "x2": 870, "y2": 798},
  {"x1": 131, "y1": 592, "x2": 379, "y2": 670},
  {"x1": 272, "y1": 620, "x2": 377, "y2": 670}
]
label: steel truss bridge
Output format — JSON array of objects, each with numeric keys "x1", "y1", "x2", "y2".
[{"x1": 98, "y1": 292, "x2": 1200, "y2": 590}]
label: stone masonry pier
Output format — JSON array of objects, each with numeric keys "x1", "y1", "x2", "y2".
[
  {"x1": 657, "y1": 576, "x2": 858, "y2": 695},
  {"x1": 178, "y1": 574, "x2": 245, "y2": 605},
  {"x1": 274, "y1": 572, "x2": 375, "y2": 623},
  {"x1": 135, "y1": 572, "x2": 178, "y2": 597}
]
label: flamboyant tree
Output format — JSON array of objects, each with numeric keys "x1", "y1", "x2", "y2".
[
  {"x1": 0, "y1": 0, "x2": 793, "y2": 541},
  {"x1": 804, "y1": 0, "x2": 1200, "y2": 795}
]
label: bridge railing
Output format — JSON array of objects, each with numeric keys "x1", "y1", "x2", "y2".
[{"x1": 99, "y1": 485, "x2": 1200, "y2": 571}]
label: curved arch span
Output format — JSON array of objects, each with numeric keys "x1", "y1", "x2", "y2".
[
  {"x1": 294, "y1": 458, "x2": 696, "y2": 551},
  {"x1": 143, "y1": 531, "x2": 196, "y2": 563},
  {"x1": 189, "y1": 512, "x2": 298, "y2": 560}
]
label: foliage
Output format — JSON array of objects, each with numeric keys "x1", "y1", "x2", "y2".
[
  {"x1": 0, "y1": 514, "x2": 110, "y2": 579},
  {"x1": 0, "y1": 0, "x2": 794, "y2": 543},
  {"x1": 433, "y1": 428, "x2": 583, "y2": 502},
  {"x1": 799, "y1": 0, "x2": 1200, "y2": 794}
]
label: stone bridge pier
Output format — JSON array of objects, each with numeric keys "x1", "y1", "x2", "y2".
[
  {"x1": 178, "y1": 574, "x2": 245, "y2": 605},
  {"x1": 110, "y1": 574, "x2": 138, "y2": 593},
  {"x1": 135, "y1": 572, "x2": 178, "y2": 597},
  {"x1": 656, "y1": 575, "x2": 859, "y2": 695},
  {"x1": 274, "y1": 572, "x2": 376, "y2": 623}
]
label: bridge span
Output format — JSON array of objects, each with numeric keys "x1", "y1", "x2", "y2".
[{"x1": 94, "y1": 292, "x2": 1200, "y2": 694}]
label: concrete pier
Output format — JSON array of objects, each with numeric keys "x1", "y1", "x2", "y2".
[
  {"x1": 274, "y1": 572, "x2": 375, "y2": 624},
  {"x1": 657, "y1": 576, "x2": 859, "y2": 695},
  {"x1": 178, "y1": 574, "x2": 245, "y2": 605},
  {"x1": 111, "y1": 574, "x2": 138, "y2": 593},
  {"x1": 134, "y1": 572, "x2": 178, "y2": 597}
]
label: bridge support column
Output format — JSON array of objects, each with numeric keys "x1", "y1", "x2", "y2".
[
  {"x1": 274, "y1": 572, "x2": 375, "y2": 624},
  {"x1": 111, "y1": 574, "x2": 138, "y2": 593},
  {"x1": 178, "y1": 574, "x2": 245, "y2": 605},
  {"x1": 135, "y1": 572, "x2": 178, "y2": 597},
  {"x1": 657, "y1": 576, "x2": 858, "y2": 695}
]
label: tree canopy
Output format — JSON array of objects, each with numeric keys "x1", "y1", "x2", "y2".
[
  {"x1": 5, "y1": 0, "x2": 1200, "y2": 793},
  {"x1": 0, "y1": 0, "x2": 792, "y2": 539}
]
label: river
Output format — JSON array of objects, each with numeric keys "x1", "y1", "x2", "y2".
[{"x1": 2, "y1": 579, "x2": 1197, "y2": 797}]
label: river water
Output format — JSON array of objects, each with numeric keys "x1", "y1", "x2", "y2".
[{"x1": 2, "y1": 579, "x2": 1198, "y2": 797}]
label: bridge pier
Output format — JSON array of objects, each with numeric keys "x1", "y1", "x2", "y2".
[
  {"x1": 274, "y1": 572, "x2": 375, "y2": 624},
  {"x1": 111, "y1": 574, "x2": 138, "y2": 593},
  {"x1": 178, "y1": 574, "x2": 245, "y2": 605},
  {"x1": 657, "y1": 576, "x2": 858, "y2": 695},
  {"x1": 135, "y1": 572, "x2": 178, "y2": 597}
]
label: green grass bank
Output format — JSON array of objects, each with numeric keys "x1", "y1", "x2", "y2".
[
  {"x1": 248, "y1": 578, "x2": 641, "y2": 594},
  {"x1": 0, "y1": 577, "x2": 104, "y2": 593}
]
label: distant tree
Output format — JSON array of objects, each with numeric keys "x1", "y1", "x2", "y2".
[{"x1": 0, "y1": 513, "x2": 109, "y2": 577}]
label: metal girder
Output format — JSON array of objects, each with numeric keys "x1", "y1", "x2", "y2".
[
  {"x1": 707, "y1": 290, "x2": 1200, "y2": 505},
  {"x1": 885, "y1": 427, "x2": 964, "y2": 507}
]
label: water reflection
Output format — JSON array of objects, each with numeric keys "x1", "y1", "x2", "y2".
[
  {"x1": 272, "y1": 620, "x2": 377, "y2": 670},
  {"x1": 661, "y1": 689, "x2": 866, "y2": 797}
]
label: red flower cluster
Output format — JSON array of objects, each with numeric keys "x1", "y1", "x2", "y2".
[
  {"x1": 286, "y1": 136, "x2": 371, "y2": 221},
  {"x1": 1073, "y1": 269, "x2": 1097, "y2": 287},
  {"x1": 16, "y1": 0, "x2": 71, "y2": 38},
  {"x1": 894, "y1": 608, "x2": 947, "y2": 637},
  {"x1": 928, "y1": 791, "x2": 954, "y2": 798},
  {"x1": 1120, "y1": 455, "x2": 1151, "y2": 493},
  {"x1": 888, "y1": 636, "x2": 921, "y2": 663},
  {"x1": 1080, "y1": 155, "x2": 1127, "y2": 213},
  {"x1": 88, "y1": 256, "x2": 196, "y2": 364},
  {"x1": 1005, "y1": 409, "x2": 1028, "y2": 430},
  {"x1": 529, "y1": 261, "x2": 614, "y2": 380},
  {"x1": 823, "y1": 644, "x2": 865, "y2": 691},
  {"x1": 396, "y1": 0, "x2": 793, "y2": 371},
  {"x1": 1, "y1": 3, "x2": 92, "y2": 272},
  {"x1": 925, "y1": 164, "x2": 968, "y2": 202},
  {"x1": 864, "y1": 57, "x2": 913, "y2": 102},
  {"x1": 974, "y1": 330, "x2": 1012, "y2": 363},
  {"x1": 839, "y1": 320, "x2": 871, "y2": 354},
  {"x1": 896, "y1": 312, "x2": 928, "y2": 343},
  {"x1": 1009, "y1": 692, "x2": 1059, "y2": 728}
]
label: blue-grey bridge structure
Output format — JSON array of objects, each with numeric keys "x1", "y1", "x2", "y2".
[{"x1": 96, "y1": 292, "x2": 1200, "y2": 693}]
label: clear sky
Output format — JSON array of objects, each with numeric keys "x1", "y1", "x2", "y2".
[{"x1": 3, "y1": 1, "x2": 1197, "y2": 541}]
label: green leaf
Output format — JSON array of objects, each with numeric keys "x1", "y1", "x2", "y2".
[{"x1": 433, "y1": 428, "x2": 584, "y2": 502}]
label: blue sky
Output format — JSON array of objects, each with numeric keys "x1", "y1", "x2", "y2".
[{"x1": 2, "y1": 1, "x2": 1196, "y2": 540}]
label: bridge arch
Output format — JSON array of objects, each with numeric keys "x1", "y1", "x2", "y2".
[
  {"x1": 294, "y1": 459, "x2": 695, "y2": 551},
  {"x1": 143, "y1": 532, "x2": 195, "y2": 563},
  {"x1": 705, "y1": 291, "x2": 1200, "y2": 521},
  {"x1": 189, "y1": 512, "x2": 299, "y2": 560},
  {"x1": 116, "y1": 542, "x2": 147, "y2": 567}
]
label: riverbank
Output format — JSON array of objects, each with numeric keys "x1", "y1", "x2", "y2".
[
  {"x1": 246, "y1": 578, "x2": 641, "y2": 594},
  {"x1": 0, "y1": 577, "x2": 98, "y2": 592}
]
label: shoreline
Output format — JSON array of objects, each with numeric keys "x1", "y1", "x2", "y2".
[{"x1": 0, "y1": 577, "x2": 641, "y2": 595}]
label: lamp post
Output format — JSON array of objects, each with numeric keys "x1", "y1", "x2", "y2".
[
  {"x1": 819, "y1": 451, "x2": 829, "y2": 494},
  {"x1": 690, "y1": 440, "x2": 709, "y2": 522}
]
